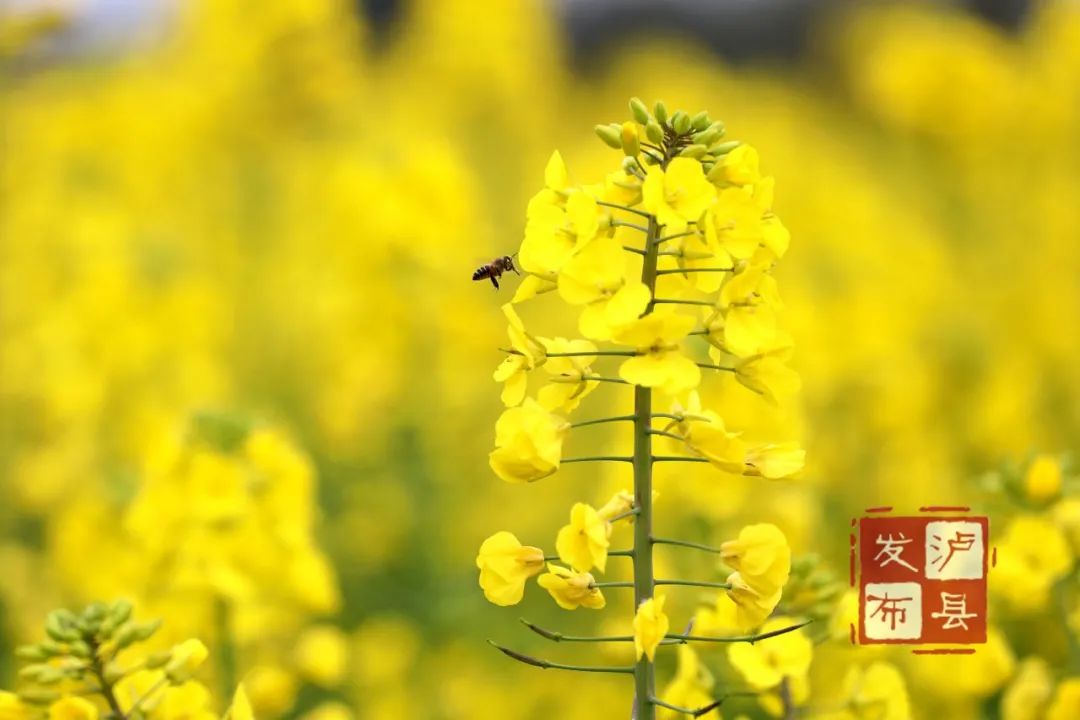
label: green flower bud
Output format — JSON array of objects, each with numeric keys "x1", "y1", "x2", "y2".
[
  {"x1": 645, "y1": 122, "x2": 663, "y2": 145},
  {"x1": 620, "y1": 122, "x2": 640, "y2": 157},
  {"x1": 17, "y1": 690, "x2": 60, "y2": 705},
  {"x1": 690, "y1": 111, "x2": 711, "y2": 131},
  {"x1": 110, "y1": 600, "x2": 134, "y2": 626},
  {"x1": 44, "y1": 611, "x2": 78, "y2": 643},
  {"x1": 145, "y1": 650, "x2": 173, "y2": 670},
  {"x1": 18, "y1": 664, "x2": 52, "y2": 681},
  {"x1": 629, "y1": 97, "x2": 650, "y2": 125},
  {"x1": 104, "y1": 662, "x2": 126, "y2": 684},
  {"x1": 709, "y1": 140, "x2": 741, "y2": 156},
  {"x1": 671, "y1": 111, "x2": 690, "y2": 135},
  {"x1": 15, "y1": 645, "x2": 49, "y2": 661},
  {"x1": 692, "y1": 127, "x2": 722, "y2": 147},
  {"x1": 679, "y1": 144, "x2": 708, "y2": 159},
  {"x1": 594, "y1": 124, "x2": 622, "y2": 149},
  {"x1": 132, "y1": 619, "x2": 163, "y2": 642},
  {"x1": 83, "y1": 603, "x2": 106, "y2": 622},
  {"x1": 706, "y1": 161, "x2": 726, "y2": 182},
  {"x1": 68, "y1": 641, "x2": 91, "y2": 659},
  {"x1": 653, "y1": 101, "x2": 668, "y2": 125},
  {"x1": 114, "y1": 624, "x2": 139, "y2": 650},
  {"x1": 40, "y1": 641, "x2": 65, "y2": 657}
]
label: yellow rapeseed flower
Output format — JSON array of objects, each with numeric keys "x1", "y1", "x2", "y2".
[
  {"x1": 536, "y1": 337, "x2": 599, "y2": 413},
  {"x1": 633, "y1": 594, "x2": 669, "y2": 661},
  {"x1": 843, "y1": 662, "x2": 911, "y2": 720},
  {"x1": 1047, "y1": 678, "x2": 1080, "y2": 720},
  {"x1": 719, "y1": 145, "x2": 761, "y2": 186},
  {"x1": 1001, "y1": 657, "x2": 1053, "y2": 720},
  {"x1": 993, "y1": 515, "x2": 1073, "y2": 612},
  {"x1": 488, "y1": 399, "x2": 569, "y2": 483},
  {"x1": 721, "y1": 524, "x2": 791, "y2": 599},
  {"x1": 745, "y1": 443, "x2": 806, "y2": 480},
  {"x1": 555, "y1": 502, "x2": 610, "y2": 573},
  {"x1": 224, "y1": 685, "x2": 254, "y2": 720},
  {"x1": 557, "y1": 236, "x2": 651, "y2": 340},
  {"x1": 642, "y1": 158, "x2": 716, "y2": 232},
  {"x1": 614, "y1": 312, "x2": 700, "y2": 395},
  {"x1": 294, "y1": 626, "x2": 348, "y2": 687},
  {"x1": 165, "y1": 639, "x2": 209, "y2": 681},
  {"x1": 1024, "y1": 455, "x2": 1062, "y2": 503},
  {"x1": 475, "y1": 531, "x2": 545, "y2": 606},
  {"x1": 537, "y1": 564, "x2": 605, "y2": 610},
  {"x1": 704, "y1": 187, "x2": 764, "y2": 260},
  {"x1": 492, "y1": 304, "x2": 546, "y2": 407},
  {"x1": 0, "y1": 693, "x2": 29, "y2": 720},
  {"x1": 47, "y1": 698, "x2": 98, "y2": 720}
]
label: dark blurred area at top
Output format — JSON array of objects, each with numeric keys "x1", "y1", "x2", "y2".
[{"x1": 362, "y1": 0, "x2": 1032, "y2": 62}]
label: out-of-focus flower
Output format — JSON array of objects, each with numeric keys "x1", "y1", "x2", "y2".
[
  {"x1": 475, "y1": 532, "x2": 544, "y2": 606},
  {"x1": 727, "y1": 615, "x2": 812, "y2": 689},
  {"x1": 657, "y1": 645, "x2": 717, "y2": 720},
  {"x1": 165, "y1": 639, "x2": 209, "y2": 681},
  {"x1": 1024, "y1": 455, "x2": 1063, "y2": 503},
  {"x1": 842, "y1": 662, "x2": 911, "y2": 720},
  {"x1": 1047, "y1": 678, "x2": 1080, "y2": 720},
  {"x1": 745, "y1": 443, "x2": 806, "y2": 480},
  {"x1": 47, "y1": 699, "x2": 97, "y2": 720},
  {"x1": 719, "y1": 145, "x2": 761, "y2": 186},
  {"x1": 294, "y1": 625, "x2": 348, "y2": 687},
  {"x1": 1001, "y1": 657, "x2": 1053, "y2": 720},
  {"x1": 992, "y1": 516, "x2": 1073, "y2": 612},
  {"x1": 243, "y1": 665, "x2": 297, "y2": 718}
]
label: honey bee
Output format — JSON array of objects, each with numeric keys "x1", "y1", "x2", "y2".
[{"x1": 472, "y1": 254, "x2": 519, "y2": 289}]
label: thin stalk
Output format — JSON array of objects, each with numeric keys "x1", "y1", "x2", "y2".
[
  {"x1": 571, "y1": 414, "x2": 638, "y2": 429},
  {"x1": 633, "y1": 213, "x2": 661, "y2": 720},
  {"x1": 613, "y1": 220, "x2": 649, "y2": 233},
  {"x1": 608, "y1": 508, "x2": 640, "y2": 523},
  {"x1": 668, "y1": 619, "x2": 814, "y2": 644},
  {"x1": 697, "y1": 362, "x2": 735, "y2": 372},
  {"x1": 652, "y1": 537, "x2": 723, "y2": 554},
  {"x1": 653, "y1": 298, "x2": 716, "y2": 307},
  {"x1": 646, "y1": 429, "x2": 683, "y2": 441},
  {"x1": 652, "y1": 456, "x2": 709, "y2": 463},
  {"x1": 651, "y1": 412, "x2": 712, "y2": 422},
  {"x1": 548, "y1": 350, "x2": 639, "y2": 357},
  {"x1": 598, "y1": 200, "x2": 652, "y2": 219},
  {"x1": 558, "y1": 375, "x2": 630, "y2": 385},
  {"x1": 127, "y1": 677, "x2": 169, "y2": 715},
  {"x1": 562, "y1": 456, "x2": 634, "y2": 464},
  {"x1": 656, "y1": 579, "x2": 732, "y2": 590},
  {"x1": 624, "y1": 246, "x2": 647, "y2": 256},
  {"x1": 654, "y1": 230, "x2": 698, "y2": 246},
  {"x1": 649, "y1": 697, "x2": 705, "y2": 716},
  {"x1": 656, "y1": 267, "x2": 735, "y2": 275},
  {"x1": 592, "y1": 581, "x2": 635, "y2": 588},
  {"x1": 520, "y1": 619, "x2": 812, "y2": 646},
  {"x1": 543, "y1": 550, "x2": 634, "y2": 562},
  {"x1": 488, "y1": 641, "x2": 634, "y2": 674}
]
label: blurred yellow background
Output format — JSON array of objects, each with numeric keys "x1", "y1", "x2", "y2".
[{"x1": 2, "y1": 0, "x2": 1080, "y2": 718}]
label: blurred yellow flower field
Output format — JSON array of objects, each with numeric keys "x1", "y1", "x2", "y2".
[{"x1": 2, "y1": 0, "x2": 1080, "y2": 718}]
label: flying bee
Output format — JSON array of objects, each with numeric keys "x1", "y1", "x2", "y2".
[{"x1": 472, "y1": 254, "x2": 519, "y2": 289}]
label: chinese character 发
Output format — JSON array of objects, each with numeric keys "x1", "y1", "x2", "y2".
[
  {"x1": 931, "y1": 592, "x2": 977, "y2": 630},
  {"x1": 874, "y1": 533, "x2": 918, "y2": 572},
  {"x1": 867, "y1": 591, "x2": 914, "y2": 631},
  {"x1": 929, "y1": 531, "x2": 976, "y2": 572}
]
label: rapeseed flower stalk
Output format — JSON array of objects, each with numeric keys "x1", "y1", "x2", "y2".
[
  {"x1": 477, "y1": 98, "x2": 808, "y2": 719},
  {"x1": 4, "y1": 602, "x2": 249, "y2": 720}
]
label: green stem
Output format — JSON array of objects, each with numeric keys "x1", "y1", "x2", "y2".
[
  {"x1": 652, "y1": 456, "x2": 709, "y2": 463},
  {"x1": 571, "y1": 415, "x2": 638, "y2": 429},
  {"x1": 624, "y1": 246, "x2": 647, "y2": 256},
  {"x1": 593, "y1": 581, "x2": 635, "y2": 588},
  {"x1": 652, "y1": 537, "x2": 723, "y2": 554},
  {"x1": 646, "y1": 429, "x2": 683, "y2": 441},
  {"x1": 656, "y1": 579, "x2": 732, "y2": 590},
  {"x1": 215, "y1": 597, "x2": 236, "y2": 705},
  {"x1": 608, "y1": 509, "x2": 640, "y2": 523},
  {"x1": 612, "y1": 220, "x2": 649, "y2": 233},
  {"x1": 87, "y1": 639, "x2": 127, "y2": 720},
  {"x1": 633, "y1": 213, "x2": 661, "y2": 720},
  {"x1": 488, "y1": 641, "x2": 634, "y2": 674},
  {"x1": 547, "y1": 350, "x2": 638, "y2": 357},
  {"x1": 654, "y1": 230, "x2": 698, "y2": 245}
]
